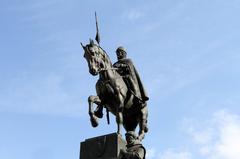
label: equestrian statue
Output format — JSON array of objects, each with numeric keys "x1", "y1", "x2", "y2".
[{"x1": 80, "y1": 13, "x2": 149, "y2": 141}]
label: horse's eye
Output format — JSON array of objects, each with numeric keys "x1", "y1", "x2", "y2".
[
  {"x1": 88, "y1": 51, "x2": 94, "y2": 56},
  {"x1": 89, "y1": 48, "x2": 94, "y2": 55}
]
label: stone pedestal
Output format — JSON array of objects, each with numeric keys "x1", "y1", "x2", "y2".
[{"x1": 80, "y1": 133, "x2": 126, "y2": 159}]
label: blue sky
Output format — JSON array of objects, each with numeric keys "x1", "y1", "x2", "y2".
[{"x1": 1, "y1": 0, "x2": 240, "y2": 159}]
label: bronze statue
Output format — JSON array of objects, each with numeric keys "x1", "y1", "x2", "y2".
[
  {"x1": 80, "y1": 13, "x2": 149, "y2": 141},
  {"x1": 81, "y1": 40, "x2": 148, "y2": 140},
  {"x1": 120, "y1": 131, "x2": 146, "y2": 159}
]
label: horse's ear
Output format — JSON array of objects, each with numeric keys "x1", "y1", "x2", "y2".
[
  {"x1": 89, "y1": 38, "x2": 94, "y2": 46},
  {"x1": 80, "y1": 42, "x2": 86, "y2": 50}
]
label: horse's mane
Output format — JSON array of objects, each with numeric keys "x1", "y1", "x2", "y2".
[
  {"x1": 85, "y1": 39, "x2": 113, "y2": 67},
  {"x1": 98, "y1": 46, "x2": 113, "y2": 66}
]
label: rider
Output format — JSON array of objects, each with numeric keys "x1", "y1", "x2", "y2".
[
  {"x1": 113, "y1": 46, "x2": 149, "y2": 103},
  {"x1": 120, "y1": 131, "x2": 146, "y2": 159},
  {"x1": 113, "y1": 46, "x2": 149, "y2": 136}
]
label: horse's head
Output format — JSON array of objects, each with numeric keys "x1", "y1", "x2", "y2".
[{"x1": 81, "y1": 39, "x2": 110, "y2": 76}]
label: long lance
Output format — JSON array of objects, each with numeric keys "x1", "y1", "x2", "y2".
[
  {"x1": 95, "y1": 12, "x2": 100, "y2": 45},
  {"x1": 95, "y1": 12, "x2": 110, "y2": 124}
]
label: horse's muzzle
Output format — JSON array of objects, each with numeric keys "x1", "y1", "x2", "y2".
[{"x1": 89, "y1": 69, "x2": 98, "y2": 76}]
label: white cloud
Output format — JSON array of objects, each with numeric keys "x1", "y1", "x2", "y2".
[
  {"x1": 157, "y1": 149, "x2": 192, "y2": 159},
  {"x1": 146, "y1": 148, "x2": 157, "y2": 159},
  {"x1": 123, "y1": 9, "x2": 145, "y2": 21},
  {"x1": 146, "y1": 147, "x2": 191, "y2": 159},
  {"x1": 210, "y1": 111, "x2": 240, "y2": 159},
  {"x1": 150, "y1": 110, "x2": 240, "y2": 159},
  {"x1": 184, "y1": 110, "x2": 240, "y2": 159}
]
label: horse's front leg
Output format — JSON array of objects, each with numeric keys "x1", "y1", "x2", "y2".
[{"x1": 88, "y1": 95, "x2": 102, "y2": 127}]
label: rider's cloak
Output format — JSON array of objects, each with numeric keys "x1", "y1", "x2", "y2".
[{"x1": 113, "y1": 58, "x2": 149, "y2": 102}]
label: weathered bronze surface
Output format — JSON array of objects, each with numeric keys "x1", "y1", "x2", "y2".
[
  {"x1": 81, "y1": 39, "x2": 149, "y2": 141},
  {"x1": 80, "y1": 13, "x2": 149, "y2": 159}
]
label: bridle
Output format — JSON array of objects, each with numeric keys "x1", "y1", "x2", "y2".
[{"x1": 99, "y1": 67, "x2": 118, "y2": 72}]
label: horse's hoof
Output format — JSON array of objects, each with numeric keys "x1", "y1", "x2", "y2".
[
  {"x1": 144, "y1": 126, "x2": 149, "y2": 133},
  {"x1": 90, "y1": 116, "x2": 98, "y2": 127},
  {"x1": 94, "y1": 110, "x2": 103, "y2": 118}
]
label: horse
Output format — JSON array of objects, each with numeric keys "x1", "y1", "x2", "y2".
[{"x1": 81, "y1": 39, "x2": 148, "y2": 140}]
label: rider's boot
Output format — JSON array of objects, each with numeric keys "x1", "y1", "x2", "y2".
[
  {"x1": 143, "y1": 119, "x2": 149, "y2": 133},
  {"x1": 90, "y1": 114, "x2": 99, "y2": 127},
  {"x1": 89, "y1": 111, "x2": 99, "y2": 127}
]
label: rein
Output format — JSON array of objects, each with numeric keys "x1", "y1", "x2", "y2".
[
  {"x1": 98, "y1": 67, "x2": 121, "y2": 84},
  {"x1": 100, "y1": 66, "x2": 144, "y2": 103},
  {"x1": 99, "y1": 67, "x2": 118, "y2": 72}
]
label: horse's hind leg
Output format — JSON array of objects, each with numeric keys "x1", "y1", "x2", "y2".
[
  {"x1": 138, "y1": 105, "x2": 148, "y2": 141},
  {"x1": 115, "y1": 89, "x2": 124, "y2": 135},
  {"x1": 94, "y1": 104, "x2": 103, "y2": 118},
  {"x1": 88, "y1": 95, "x2": 102, "y2": 127},
  {"x1": 116, "y1": 111, "x2": 123, "y2": 134}
]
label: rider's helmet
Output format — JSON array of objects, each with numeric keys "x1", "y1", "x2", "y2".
[{"x1": 116, "y1": 46, "x2": 127, "y2": 59}]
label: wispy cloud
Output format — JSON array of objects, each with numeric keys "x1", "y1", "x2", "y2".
[
  {"x1": 146, "y1": 147, "x2": 191, "y2": 159},
  {"x1": 183, "y1": 110, "x2": 240, "y2": 159},
  {"x1": 158, "y1": 149, "x2": 192, "y2": 159},
  {"x1": 0, "y1": 0, "x2": 90, "y2": 118},
  {"x1": 122, "y1": 9, "x2": 145, "y2": 21},
  {"x1": 146, "y1": 147, "x2": 157, "y2": 159},
  {"x1": 5, "y1": 0, "x2": 60, "y2": 12},
  {"x1": 142, "y1": 0, "x2": 189, "y2": 33},
  {"x1": 147, "y1": 110, "x2": 240, "y2": 159},
  {"x1": 0, "y1": 72, "x2": 85, "y2": 118}
]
